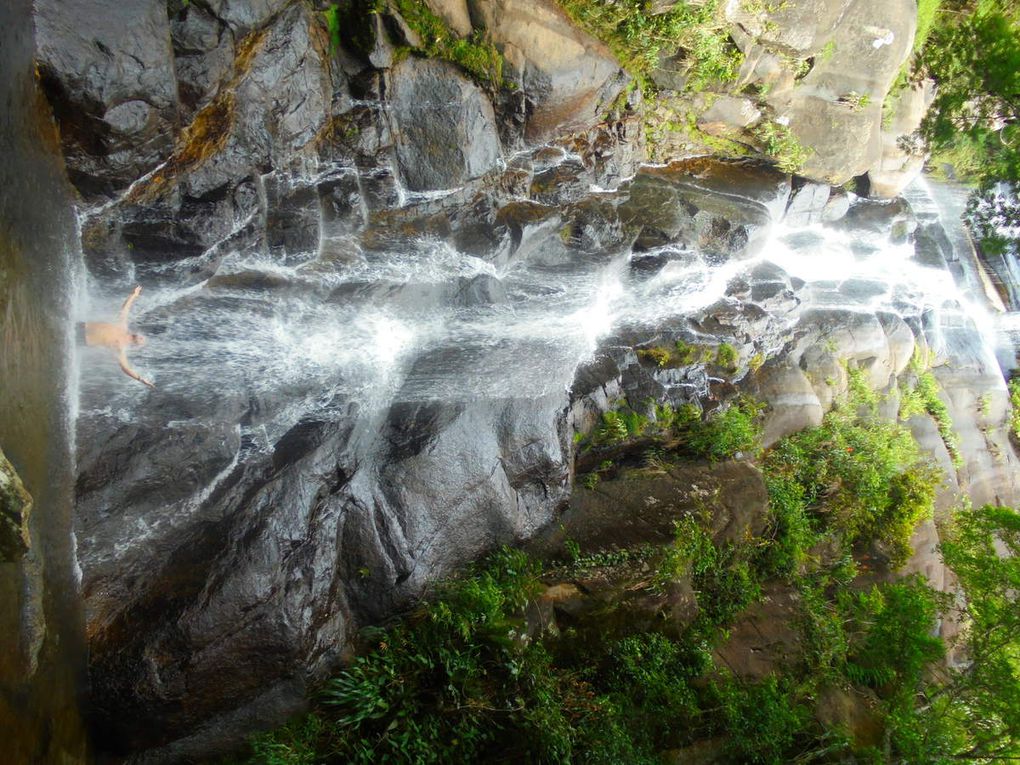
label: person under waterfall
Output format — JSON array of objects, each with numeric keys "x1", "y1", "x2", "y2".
[{"x1": 77, "y1": 285, "x2": 154, "y2": 388}]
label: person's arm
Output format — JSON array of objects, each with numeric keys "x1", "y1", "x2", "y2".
[
  {"x1": 118, "y1": 349, "x2": 155, "y2": 388},
  {"x1": 118, "y1": 285, "x2": 142, "y2": 325}
]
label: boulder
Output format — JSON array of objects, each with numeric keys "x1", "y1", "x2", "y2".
[
  {"x1": 619, "y1": 160, "x2": 787, "y2": 260},
  {"x1": 763, "y1": 0, "x2": 917, "y2": 184},
  {"x1": 468, "y1": 0, "x2": 627, "y2": 140},
  {"x1": 170, "y1": 3, "x2": 234, "y2": 116},
  {"x1": 530, "y1": 460, "x2": 769, "y2": 557},
  {"x1": 748, "y1": 363, "x2": 823, "y2": 447},
  {"x1": 204, "y1": 0, "x2": 291, "y2": 34},
  {"x1": 867, "y1": 79, "x2": 936, "y2": 198},
  {"x1": 424, "y1": 0, "x2": 473, "y2": 37},
  {"x1": 784, "y1": 181, "x2": 831, "y2": 227},
  {"x1": 696, "y1": 95, "x2": 762, "y2": 137},
  {"x1": 34, "y1": 0, "x2": 180, "y2": 197},
  {"x1": 388, "y1": 58, "x2": 501, "y2": 191},
  {"x1": 726, "y1": 0, "x2": 855, "y2": 56}
]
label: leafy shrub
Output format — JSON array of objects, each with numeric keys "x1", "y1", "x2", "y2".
[
  {"x1": 248, "y1": 715, "x2": 325, "y2": 765},
  {"x1": 899, "y1": 370, "x2": 963, "y2": 467},
  {"x1": 764, "y1": 394, "x2": 939, "y2": 566},
  {"x1": 597, "y1": 410, "x2": 629, "y2": 444},
  {"x1": 710, "y1": 675, "x2": 814, "y2": 764},
  {"x1": 653, "y1": 515, "x2": 717, "y2": 593},
  {"x1": 758, "y1": 473, "x2": 816, "y2": 579},
  {"x1": 637, "y1": 346, "x2": 671, "y2": 366},
  {"x1": 311, "y1": 547, "x2": 564, "y2": 763},
  {"x1": 1009, "y1": 378, "x2": 1020, "y2": 440},
  {"x1": 391, "y1": 0, "x2": 503, "y2": 86},
  {"x1": 681, "y1": 397, "x2": 763, "y2": 461},
  {"x1": 754, "y1": 120, "x2": 812, "y2": 173},
  {"x1": 600, "y1": 633, "x2": 702, "y2": 750},
  {"x1": 840, "y1": 577, "x2": 944, "y2": 694}
]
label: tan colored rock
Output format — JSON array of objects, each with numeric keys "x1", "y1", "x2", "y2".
[
  {"x1": 424, "y1": 0, "x2": 473, "y2": 37},
  {"x1": 763, "y1": 0, "x2": 917, "y2": 184},
  {"x1": 748, "y1": 362, "x2": 823, "y2": 448},
  {"x1": 867, "y1": 79, "x2": 935, "y2": 198},
  {"x1": 714, "y1": 583, "x2": 801, "y2": 680},
  {"x1": 726, "y1": 0, "x2": 854, "y2": 56},
  {"x1": 467, "y1": 0, "x2": 626, "y2": 140},
  {"x1": 696, "y1": 95, "x2": 761, "y2": 137}
]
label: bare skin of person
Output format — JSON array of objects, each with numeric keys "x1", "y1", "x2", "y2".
[{"x1": 81, "y1": 285, "x2": 154, "y2": 388}]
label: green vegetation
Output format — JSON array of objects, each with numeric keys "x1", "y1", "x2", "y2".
[
  {"x1": 765, "y1": 366, "x2": 940, "y2": 568},
  {"x1": 636, "y1": 339, "x2": 738, "y2": 370},
  {"x1": 238, "y1": 365, "x2": 1020, "y2": 765},
  {"x1": 915, "y1": 1, "x2": 1020, "y2": 187},
  {"x1": 558, "y1": 0, "x2": 741, "y2": 93},
  {"x1": 577, "y1": 395, "x2": 761, "y2": 464},
  {"x1": 1010, "y1": 378, "x2": 1020, "y2": 439},
  {"x1": 714, "y1": 341, "x2": 739, "y2": 370},
  {"x1": 840, "y1": 91, "x2": 872, "y2": 111},
  {"x1": 819, "y1": 39, "x2": 837, "y2": 63},
  {"x1": 682, "y1": 396, "x2": 763, "y2": 461},
  {"x1": 900, "y1": 369, "x2": 964, "y2": 467},
  {"x1": 754, "y1": 120, "x2": 812, "y2": 173},
  {"x1": 323, "y1": 4, "x2": 341, "y2": 54},
  {"x1": 381, "y1": 0, "x2": 504, "y2": 86}
]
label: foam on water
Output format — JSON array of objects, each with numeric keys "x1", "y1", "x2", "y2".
[{"x1": 77, "y1": 173, "x2": 1014, "y2": 501}]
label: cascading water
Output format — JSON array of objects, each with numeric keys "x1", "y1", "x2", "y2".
[
  {"x1": 78, "y1": 176, "x2": 1001, "y2": 457},
  {"x1": 67, "y1": 134, "x2": 1020, "y2": 759}
]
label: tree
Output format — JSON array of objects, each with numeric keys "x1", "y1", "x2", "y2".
[
  {"x1": 900, "y1": 505, "x2": 1020, "y2": 762},
  {"x1": 916, "y1": 2, "x2": 1020, "y2": 187}
]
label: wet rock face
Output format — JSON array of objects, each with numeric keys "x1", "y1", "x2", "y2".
[
  {"x1": 620, "y1": 159, "x2": 789, "y2": 259},
  {"x1": 388, "y1": 59, "x2": 502, "y2": 191},
  {"x1": 29, "y1": 0, "x2": 1016, "y2": 761},
  {"x1": 34, "y1": 0, "x2": 180, "y2": 197}
]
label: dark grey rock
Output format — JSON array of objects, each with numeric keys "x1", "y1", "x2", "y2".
[
  {"x1": 388, "y1": 58, "x2": 501, "y2": 191},
  {"x1": 34, "y1": 0, "x2": 180, "y2": 197}
]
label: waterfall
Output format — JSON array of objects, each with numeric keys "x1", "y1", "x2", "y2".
[{"x1": 0, "y1": 0, "x2": 89, "y2": 760}]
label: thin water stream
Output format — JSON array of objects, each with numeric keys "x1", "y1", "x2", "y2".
[{"x1": 0, "y1": 0, "x2": 88, "y2": 761}]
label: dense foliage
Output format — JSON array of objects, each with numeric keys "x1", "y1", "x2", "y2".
[
  {"x1": 909, "y1": 1, "x2": 1020, "y2": 260},
  {"x1": 915, "y1": 0, "x2": 1020, "y2": 187},
  {"x1": 579, "y1": 394, "x2": 763, "y2": 469},
  {"x1": 764, "y1": 366, "x2": 940, "y2": 568},
  {"x1": 226, "y1": 367, "x2": 1020, "y2": 764}
]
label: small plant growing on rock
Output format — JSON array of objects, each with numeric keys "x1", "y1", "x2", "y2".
[
  {"x1": 680, "y1": 397, "x2": 764, "y2": 461},
  {"x1": 637, "y1": 346, "x2": 672, "y2": 367},
  {"x1": 598, "y1": 410, "x2": 629, "y2": 444},
  {"x1": 754, "y1": 120, "x2": 812, "y2": 174},
  {"x1": 714, "y1": 342, "x2": 739, "y2": 371},
  {"x1": 899, "y1": 370, "x2": 963, "y2": 468},
  {"x1": 839, "y1": 91, "x2": 872, "y2": 111},
  {"x1": 1009, "y1": 378, "x2": 1020, "y2": 441}
]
